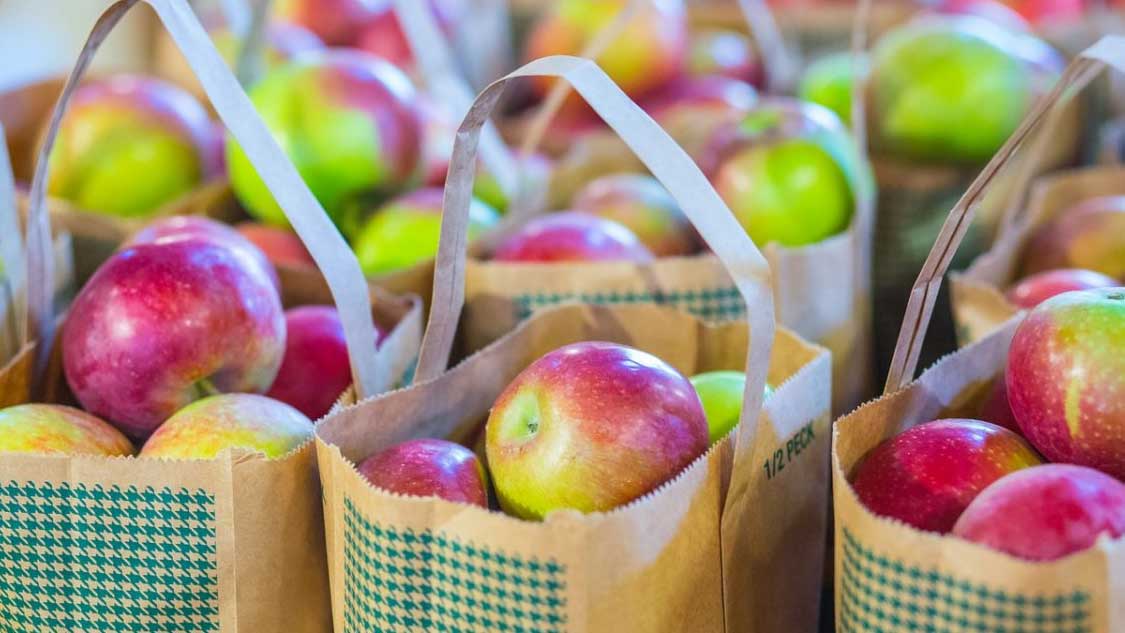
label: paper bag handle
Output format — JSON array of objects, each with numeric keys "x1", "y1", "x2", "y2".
[
  {"x1": 28, "y1": 0, "x2": 387, "y2": 399},
  {"x1": 884, "y1": 36, "x2": 1123, "y2": 393},
  {"x1": 417, "y1": 55, "x2": 777, "y2": 459},
  {"x1": 0, "y1": 123, "x2": 29, "y2": 351},
  {"x1": 736, "y1": 0, "x2": 798, "y2": 94}
]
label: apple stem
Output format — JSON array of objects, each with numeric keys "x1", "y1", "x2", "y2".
[{"x1": 192, "y1": 377, "x2": 222, "y2": 400}]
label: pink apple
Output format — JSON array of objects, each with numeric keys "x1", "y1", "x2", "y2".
[
  {"x1": 1006, "y1": 269, "x2": 1119, "y2": 308},
  {"x1": 491, "y1": 211, "x2": 654, "y2": 264},
  {"x1": 1022, "y1": 197, "x2": 1125, "y2": 280},
  {"x1": 128, "y1": 215, "x2": 279, "y2": 289},
  {"x1": 63, "y1": 240, "x2": 285, "y2": 439},
  {"x1": 1007, "y1": 288, "x2": 1125, "y2": 478},
  {"x1": 357, "y1": 438, "x2": 488, "y2": 506},
  {"x1": 236, "y1": 222, "x2": 315, "y2": 268},
  {"x1": 140, "y1": 393, "x2": 313, "y2": 459},
  {"x1": 485, "y1": 341, "x2": 708, "y2": 519},
  {"x1": 572, "y1": 174, "x2": 698, "y2": 257},
  {"x1": 978, "y1": 375, "x2": 1020, "y2": 432},
  {"x1": 953, "y1": 464, "x2": 1125, "y2": 560},
  {"x1": 0, "y1": 404, "x2": 134, "y2": 456},
  {"x1": 850, "y1": 419, "x2": 1042, "y2": 533},
  {"x1": 687, "y1": 29, "x2": 764, "y2": 88},
  {"x1": 266, "y1": 306, "x2": 382, "y2": 420}
]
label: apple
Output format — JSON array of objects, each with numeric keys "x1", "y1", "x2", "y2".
[
  {"x1": 128, "y1": 215, "x2": 279, "y2": 289},
  {"x1": 939, "y1": 0, "x2": 1086, "y2": 26},
  {"x1": 931, "y1": 0, "x2": 1031, "y2": 32},
  {"x1": 356, "y1": 0, "x2": 465, "y2": 72},
  {"x1": 226, "y1": 50, "x2": 424, "y2": 229},
  {"x1": 491, "y1": 211, "x2": 654, "y2": 263},
  {"x1": 978, "y1": 375, "x2": 1020, "y2": 432},
  {"x1": 798, "y1": 52, "x2": 857, "y2": 127},
  {"x1": 352, "y1": 187, "x2": 500, "y2": 276},
  {"x1": 486, "y1": 342, "x2": 708, "y2": 519},
  {"x1": 140, "y1": 393, "x2": 313, "y2": 459},
  {"x1": 1006, "y1": 269, "x2": 1119, "y2": 308},
  {"x1": 868, "y1": 14, "x2": 1062, "y2": 163},
  {"x1": 62, "y1": 240, "x2": 285, "y2": 439},
  {"x1": 953, "y1": 464, "x2": 1125, "y2": 561},
  {"x1": 1021, "y1": 197, "x2": 1125, "y2": 280},
  {"x1": 707, "y1": 99, "x2": 856, "y2": 248},
  {"x1": 236, "y1": 222, "x2": 315, "y2": 268},
  {"x1": 850, "y1": 419, "x2": 1042, "y2": 532},
  {"x1": 689, "y1": 371, "x2": 772, "y2": 444},
  {"x1": 1007, "y1": 288, "x2": 1125, "y2": 478},
  {"x1": 523, "y1": 0, "x2": 687, "y2": 116},
  {"x1": 266, "y1": 305, "x2": 382, "y2": 420},
  {"x1": 640, "y1": 75, "x2": 758, "y2": 130},
  {"x1": 0, "y1": 404, "x2": 134, "y2": 456},
  {"x1": 274, "y1": 0, "x2": 382, "y2": 45},
  {"x1": 571, "y1": 174, "x2": 698, "y2": 258},
  {"x1": 473, "y1": 153, "x2": 554, "y2": 215},
  {"x1": 46, "y1": 75, "x2": 220, "y2": 218},
  {"x1": 686, "y1": 29, "x2": 764, "y2": 88},
  {"x1": 357, "y1": 438, "x2": 488, "y2": 506}
]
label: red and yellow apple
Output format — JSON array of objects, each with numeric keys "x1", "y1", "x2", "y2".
[
  {"x1": 47, "y1": 75, "x2": 220, "y2": 218},
  {"x1": 128, "y1": 215, "x2": 279, "y2": 289},
  {"x1": 491, "y1": 211, "x2": 654, "y2": 263},
  {"x1": 358, "y1": 438, "x2": 488, "y2": 506},
  {"x1": 571, "y1": 174, "x2": 698, "y2": 257},
  {"x1": 1007, "y1": 288, "x2": 1125, "y2": 478},
  {"x1": 850, "y1": 418, "x2": 1042, "y2": 532},
  {"x1": 0, "y1": 404, "x2": 134, "y2": 456},
  {"x1": 236, "y1": 222, "x2": 315, "y2": 268},
  {"x1": 1006, "y1": 268, "x2": 1119, "y2": 308},
  {"x1": 62, "y1": 240, "x2": 285, "y2": 439},
  {"x1": 1021, "y1": 197, "x2": 1125, "y2": 280},
  {"x1": 689, "y1": 371, "x2": 772, "y2": 444},
  {"x1": 486, "y1": 342, "x2": 708, "y2": 519},
  {"x1": 275, "y1": 0, "x2": 382, "y2": 45},
  {"x1": 140, "y1": 393, "x2": 312, "y2": 459},
  {"x1": 953, "y1": 464, "x2": 1125, "y2": 560}
]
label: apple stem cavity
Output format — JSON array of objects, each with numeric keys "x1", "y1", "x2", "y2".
[
  {"x1": 191, "y1": 378, "x2": 223, "y2": 400},
  {"x1": 497, "y1": 390, "x2": 542, "y2": 446}
]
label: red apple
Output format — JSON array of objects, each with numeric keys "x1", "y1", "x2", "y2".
[
  {"x1": 129, "y1": 215, "x2": 279, "y2": 289},
  {"x1": 266, "y1": 306, "x2": 382, "y2": 420},
  {"x1": 1006, "y1": 268, "x2": 1119, "y2": 308},
  {"x1": 1022, "y1": 197, "x2": 1125, "y2": 280},
  {"x1": 1007, "y1": 288, "x2": 1125, "y2": 478},
  {"x1": 572, "y1": 174, "x2": 698, "y2": 257},
  {"x1": 275, "y1": 0, "x2": 382, "y2": 45},
  {"x1": 140, "y1": 393, "x2": 313, "y2": 459},
  {"x1": 0, "y1": 404, "x2": 134, "y2": 456},
  {"x1": 850, "y1": 419, "x2": 1042, "y2": 533},
  {"x1": 979, "y1": 375, "x2": 1020, "y2": 432},
  {"x1": 640, "y1": 75, "x2": 758, "y2": 132},
  {"x1": 356, "y1": 0, "x2": 465, "y2": 71},
  {"x1": 62, "y1": 240, "x2": 285, "y2": 439},
  {"x1": 953, "y1": 464, "x2": 1125, "y2": 561},
  {"x1": 687, "y1": 29, "x2": 764, "y2": 88},
  {"x1": 236, "y1": 222, "x2": 315, "y2": 268},
  {"x1": 357, "y1": 438, "x2": 488, "y2": 506},
  {"x1": 491, "y1": 211, "x2": 654, "y2": 264},
  {"x1": 931, "y1": 0, "x2": 1032, "y2": 32},
  {"x1": 485, "y1": 341, "x2": 708, "y2": 519}
]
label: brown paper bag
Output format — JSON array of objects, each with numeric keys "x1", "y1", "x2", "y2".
[
  {"x1": 316, "y1": 55, "x2": 833, "y2": 633},
  {"x1": 835, "y1": 37, "x2": 1125, "y2": 633},
  {"x1": 0, "y1": 1, "x2": 421, "y2": 631}
]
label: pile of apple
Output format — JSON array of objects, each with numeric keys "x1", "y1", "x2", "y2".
[
  {"x1": 851, "y1": 286, "x2": 1125, "y2": 561},
  {"x1": 0, "y1": 214, "x2": 373, "y2": 460},
  {"x1": 354, "y1": 341, "x2": 767, "y2": 519}
]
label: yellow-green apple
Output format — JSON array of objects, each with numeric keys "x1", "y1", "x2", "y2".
[
  {"x1": 486, "y1": 342, "x2": 708, "y2": 519},
  {"x1": 572, "y1": 174, "x2": 698, "y2": 257},
  {"x1": 1006, "y1": 269, "x2": 1119, "y2": 308},
  {"x1": 523, "y1": 0, "x2": 687, "y2": 117},
  {"x1": 850, "y1": 419, "x2": 1042, "y2": 532},
  {"x1": 62, "y1": 240, "x2": 285, "y2": 439},
  {"x1": 1021, "y1": 197, "x2": 1125, "y2": 280},
  {"x1": 236, "y1": 222, "x2": 315, "y2": 268},
  {"x1": 0, "y1": 404, "x2": 134, "y2": 456},
  {"x1": 1007, "y1": 288, "x2": 1125, "y2": 478},
  {"x1": 491, "y1": 211, "x2": 654, "y2": 263},
  {"x1": 798, "y1": 52, "x2": 858, "y2": 127},
  {"x1": 868, "y1": 15, "x2": 1062, "y2": 163},
  {"x1": 687, "y1": 29, "x2": 763, "y2": 88},
  {"x1": 275, "y1": 0, "x2": 382, "y2": 45},
  {"x1": 46, "y1": 75, "x2": 220, "y2": 218},
  {"x1": 352, "y1": 187, "x2": 500, "y2": 276},
  {"x1": 140, "y1": 393, "x2": 312, "y2": 459},
  {"x1": 706, "y1": 99, "x2": 856, "y2": 247},
  {"x1": 357, "y1": 438, "x2": 488, "y2": 506},
  {"x1": 953, "y1": 464, "x2": 1125, "y2": 560},
  {"x1": 128, "y1": 215, "x2": 279, "y2": 290},
  {"x1": 226, "y1": 50, "x2": 423, "y2": 228},
  {"x1": 689, "y1": 371, "x2": 772, "y2": 444},
  {"x1": 266, "y1": 305, "x2": 382, "y2": 420}
]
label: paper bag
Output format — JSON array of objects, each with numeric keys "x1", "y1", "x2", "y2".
[
  {"x1": 316, "y1": 56, "x2": 833, "y2": 633},
  {"x1": 835, "y1": 36, "x2": 1125, "y2": 633},
  {"x1": 0, "y1": 1, "x2": 421, "y2": 631}
]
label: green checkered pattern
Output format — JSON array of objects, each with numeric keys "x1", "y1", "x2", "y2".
[
  {"x1": 0, "y1": 481, "x2": 219, "y2": 632},
  {"x1": 514, "y1": 287, "x2": 745, "y2": 323},
  {"x1": 840, "y1": 528, "x2": 1092, "y2": 633},
  {"x1": 342, "y1": 497, "x2": 567, "y2": 633}
]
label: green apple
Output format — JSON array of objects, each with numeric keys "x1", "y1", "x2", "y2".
[
  {"x1": 798, "y1": 52, "x2": 858, "y2": 127},
  {"x1": 690, "y1": 371, "x2": 772, "y2": 443}
]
